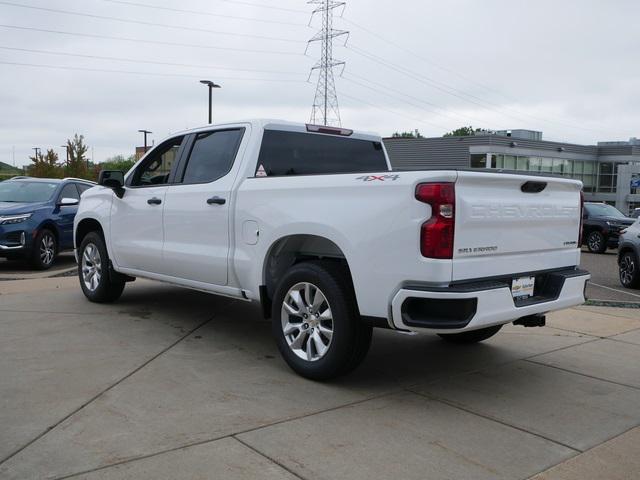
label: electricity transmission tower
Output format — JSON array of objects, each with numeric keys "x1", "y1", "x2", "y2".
[{"x1": 307, "y1": 0, "x2": 348, "y2": 126}]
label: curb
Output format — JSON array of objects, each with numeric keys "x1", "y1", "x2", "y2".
[{"x1": 585, "y1": 299, "x2": 640, "y2": 309}]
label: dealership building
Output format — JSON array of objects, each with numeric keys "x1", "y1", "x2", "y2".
[{"x1": 383, "y1": 130, "x2": 640, "y2": 214}]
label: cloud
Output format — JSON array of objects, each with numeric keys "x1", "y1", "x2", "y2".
[{"x1": 1, "y1": 0, "x2": 638, "y2": 167}]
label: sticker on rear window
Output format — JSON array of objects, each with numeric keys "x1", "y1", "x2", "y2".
[{"x1": 256, "y1": 164, "x2": 268, "y2": 177}]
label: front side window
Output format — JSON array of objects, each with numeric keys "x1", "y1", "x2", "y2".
[
  {"x1": 0, "y1": 181, "x2": 58, "y2": 203},
  {"x1": 130, "y1": 136, "x2": 184, "y2": 187},
  {"x1": 181, "y1": 129, "x2": 244, "y2": 184}
]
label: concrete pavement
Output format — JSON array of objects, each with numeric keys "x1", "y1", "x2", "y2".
[{"x1": 0, "y1": 277, "x2": 639, "y2": 479}]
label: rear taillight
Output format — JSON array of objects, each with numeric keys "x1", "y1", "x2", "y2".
[
  {"x1": 415, "y1": 182, "x2": 455, "y2": 259},
  {"x1": 578, "y1": 190, "x2": 584, "y2": 246}
]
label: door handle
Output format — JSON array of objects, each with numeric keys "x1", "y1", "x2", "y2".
[
  {"x1": 147, "y1": 197, "x2": 162, "y2": 205},
  {"x1": 207, "y1": 196, "x2": 226, "y2": 205}
]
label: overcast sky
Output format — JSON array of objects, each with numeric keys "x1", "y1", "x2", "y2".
[{"x1": 1, "y1": 0, "x2": 638, "y2": 167}]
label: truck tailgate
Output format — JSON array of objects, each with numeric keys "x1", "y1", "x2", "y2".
[{"x1": 453, "y1": 171, "x2": 582, "y2": 281}]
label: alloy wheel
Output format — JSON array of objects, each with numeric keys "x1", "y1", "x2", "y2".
[
  {"x1": 588, "y1": 233, "x2": 602, "y2": 252},
  {"x1": 620, "y1": 255, "x2": 636, "y2": 287},
  {"x1": 40, "y1": 233, "x2": 55, "y2": 266},
  {"x1": 280, "y1": 282, "x2": 333, "y2": 362},
  {"x1": 82, "y1": 243, "x2": 102, "y2": 292}
]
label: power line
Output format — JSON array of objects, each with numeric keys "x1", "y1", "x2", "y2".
[
  {"x1": 99, "y1": 0, "x2": 307, "y2": 27},
  {"x1": 204, "y1": 0, "x2": 307, "y2": 13},
  {"x1": 340, "y1": 91, "x2": 450, "y2": 132},
  {"x1": 341, "y1": 72, "x2": 489, "y2": 127},
  {"x1": 0, "y1": 60, "x2": 310, "y2": 82},
  {"x1": 0, "y1": 25, "x2": 305, "y2": 56},
  {"x1": 340, "y1": 17, "x2": 608, "y2": 133},
  {"x1": 0, "y1": 45, "x2": 304, "y2": 76},
  {"x1": 0, "y1": 1, "x2": 305, "y2": 43}
]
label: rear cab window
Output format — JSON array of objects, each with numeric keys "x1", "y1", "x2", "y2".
[{"x1": 256, "y1": 130, "x2": 388, "y2": 177}]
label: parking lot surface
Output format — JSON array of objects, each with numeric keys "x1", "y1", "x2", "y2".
[
  {"x1": 1, "y1": 277, "x2": 639, "y2": 479},
  {"x1": 580, "y1": 249, "x2": 640, "y2": 304}
]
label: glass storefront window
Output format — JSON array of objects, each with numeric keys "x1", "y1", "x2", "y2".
[
  {"x1": 540, "y1": 158, "x2": 553, "y2": 172},
  {"x1": 573, "y1": 161, "x2": 583, "y2": 175},
  {"x1": 470, "y1": 154, "x2": 487, "y2": 168},
  {"x1": 516, "y1": 156, "x2": 530, "y2": 170},
  {"x1": 503, "y1": 155, "x2": 516, "y2": 170},
  {"x1": 528, "y1": 157, "x2": 541, "y2": 172}
]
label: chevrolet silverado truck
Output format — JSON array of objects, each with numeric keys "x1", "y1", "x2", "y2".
[{"x1": 74, "y1": 120, "x2": 590, "y2": 379}]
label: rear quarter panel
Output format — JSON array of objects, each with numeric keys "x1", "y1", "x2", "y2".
[{"x1": 233, "y1": 171, "x2": 456, "y2": 318}]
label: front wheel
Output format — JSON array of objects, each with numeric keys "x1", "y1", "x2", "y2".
[
  {"x1": 272, "y1": 261, "x2": 372, "y2": 380},
  {"x1": 586, "y1": 231, "x2": 607, "y2": 253},
  {"x1": 619, "y1": 251, "x2": 640, "y2": 289},
  {"x1": 438, "y1": 325, "x2": 503, "y2": 344},
  {"x1": 78, "y1": 232, "x2": 125, "y2": 303},
  {"x1": 30, "y1": 229, "x2": 57, "y2": 270}
]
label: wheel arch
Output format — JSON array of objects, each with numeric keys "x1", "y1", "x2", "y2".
[
  {"x1": 75, "y1": 218, "x2": 105, "y2": 250},
  {"x1": 261, "y1": 234, "x2": 357, "y2": 318},
  {"x1": 36, "y1": 220, "x2": 61, "y2": 245}
]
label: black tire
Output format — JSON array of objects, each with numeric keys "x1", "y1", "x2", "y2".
[
  {"x1": 438, "y1": 324, "x2": 503, "y2": 344},
  {"x1": 30, "y1": 228, "x2": 57, "y2": 270},
  {"x1": 78, "y1": 232, "x2": 125, "y2": 303},
  {"x1": 586, "y1": 231, "x2": 607, "y2": 253},
  {"x1": 271, "y1": 260, "x2": 372, "y2": 380},
  {"x1": 619, "y1": 251, "x2": 640, "y2": 289}
]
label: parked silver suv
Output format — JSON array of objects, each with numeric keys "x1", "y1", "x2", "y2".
[{"x1": 618, "y1": 219, "x2": 640, "y2": 289}]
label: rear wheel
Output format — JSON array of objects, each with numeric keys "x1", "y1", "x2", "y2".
[
  {"x1": 586, "y1": 231, "x2": 607, "y2": 253},
  {"x1": 438, "y1": 325, "x2": 503, "y2": 344},
  {"x1": 272, "y1": 261, "x2": 372, "y2": 380},
  {"x1": 30, "y1": 229, "x2": 57, "y2": 270},
  {"x1": 78, "y1": 232, "x2": 125, "y2": 303},
  {"x1": 619, "y1": 251, "x2": 640, "y2": 289}
]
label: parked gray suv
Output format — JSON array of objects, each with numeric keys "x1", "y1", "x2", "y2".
[{"x1": 618, "y1": 219, "x2": 640, "y2": 289}]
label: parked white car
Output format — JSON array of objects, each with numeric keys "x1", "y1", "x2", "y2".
[{"x1": 75, "y1": 120, "x2": 590, "y2": 379}]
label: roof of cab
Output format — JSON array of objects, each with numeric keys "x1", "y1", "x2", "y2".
[{"x1": 170, "y1": 119, "x2": 382, "y2": 142}]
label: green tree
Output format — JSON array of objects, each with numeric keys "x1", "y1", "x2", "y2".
[
  {"x1": 392, "y1": 129, "x2": 423, "y2": 138},
  {"x1": 100, "y1": 154, "x2": 137, "y2": 173},
  {"x1": 28, "y1": 149, "x2": 63, "y2": 178},
  {"x1": 443, "y1": 126, "x2": 491, "y2": 137},
  {"x1": 65, "y1": 134, "x2": 90, "y2": 179}
]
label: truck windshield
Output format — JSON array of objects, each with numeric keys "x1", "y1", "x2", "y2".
[
  {"x1": 585, "y1": 203, "x2": 627, "y2": 219},
  {"x1": 0, "y1": 181, "x2": 58, "y2": 203},
  {"x1": 256, "y1": 130, "x2": 388, "y2": 177}
]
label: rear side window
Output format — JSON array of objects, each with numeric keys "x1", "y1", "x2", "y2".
[
  {"x1": 181, "y1": 129, "x2": 244, "y2": 184},
  {"x1": 256, "y1": 130, "x2": 387, "y2": 177},
  {"x1": 76, "y1": 183, "x2": 92, "y2": 195},
  {"x1": 59, "y1": 183, "x2": 80, "y2": 201}
]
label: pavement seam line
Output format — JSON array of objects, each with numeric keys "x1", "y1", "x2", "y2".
[
  {"x1": 408, "y1": 389, "x2": 583, "y2": 454},
  {"x1": 588, "y1": 282, "x2": 640, "y2": 299},
  {"x1": 524, "y1": 422, "x2": 640, "y2": 480},
  {"x1": 0, "y1": 304, "x2": 232, "y2": 468},
  {"x1": 400, "y1": 336, "x2": 601, "y2": 392},
  {"x1": 233, "y1": 436, "x2": 308, "y2": 480},
  {"x1": 54, "y1": 390, "x2": 401, "y2": 480},
  {"x1": 575, "y1": 305, "x2": 640, "y2": 320},
  {"x1": 524, "y1": 358, "x2": 640, "y2": 391}
]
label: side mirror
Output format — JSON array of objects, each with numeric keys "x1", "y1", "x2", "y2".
[
  {"x1": 98, "y1": 170, "x2": 125, "y2": 198},
  {"x1": 58, "y1": 197, "x2": 79, "y2": 207}
]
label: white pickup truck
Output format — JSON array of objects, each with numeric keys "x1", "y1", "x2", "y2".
[{"x1": 74, "y1": 120, "x2": 590, "y2": 379}]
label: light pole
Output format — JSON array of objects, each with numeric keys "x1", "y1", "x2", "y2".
[
  {"x1": 32, "y1": 147, "x2": 41, "y2": 159},
  {"x1": 60, "y1": 145, "x2": 69, "y2": 166},
  {"x1": 138, "y1": 129, "x2": 152, "y2": 153},
  {"x1": 199, "y1": 80, "x2": 221, "y2": 124}
]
